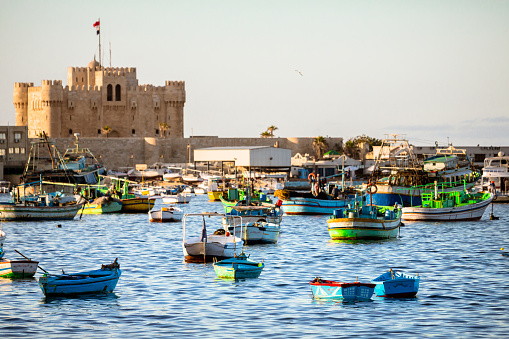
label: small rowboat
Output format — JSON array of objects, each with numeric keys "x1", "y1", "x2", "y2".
[
  {"x1": 37, "y1": 259, "x2": 121, "y2": 297},
  {"x1": 371, "y1": 269, "x2": 420, "y2": 298},
  {"x1": 309, "y1": 277, "x2": 375, "y2": 301},
  {"x1": 0, "y1": 258, "x2": 39, "y2": 278},
  {"x1": 148, "y1": 205, "x2": 184, "y2": 222},
  {"x1": 213, "y1": 252, "x2": 264, "y2": 280}
]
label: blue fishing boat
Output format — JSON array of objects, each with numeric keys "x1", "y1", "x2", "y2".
[
  {"x1": 213, "y1": 252, "x2": 264, "y2": 280},
  {"x1": 37, "y1": 259, "x2": 121, "y2": 297},
  {"x1": 309, "y1": 277, "x2": 375, "y2": 301},
  {"x1": 371, "y1": 269, "x2": 420, "y2": 298}
]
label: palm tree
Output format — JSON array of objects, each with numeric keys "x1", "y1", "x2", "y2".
[
  {"x1": 312, "y1": 136, "x2": 329, "y2": 159},
  {"x1": 267, "y1": 125, "x2": 279, "y2": 138},
  {"x1": 159, "y1": 122, "x2": 170, "y2": 138},
  {"x1": 260, "y1": 131, "x2": 271, "y2": 138},
  {"x1": 102, "y1": 125, "x2": 112, "y2": 138}
]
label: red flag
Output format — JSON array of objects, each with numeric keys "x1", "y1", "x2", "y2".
[{"x1": 93, "y1": 20, "x2": 100, "y2": 35}]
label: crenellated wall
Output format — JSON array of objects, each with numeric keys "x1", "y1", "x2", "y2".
[
  {"x1": 15, "y1": 62, "x2": 185, "y2": 139},
  {"x1": 48, "y1": 136, "x2": 343, "y2": 170}
]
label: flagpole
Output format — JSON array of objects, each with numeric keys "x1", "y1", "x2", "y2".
[{"x1": 98, "y1": 18, "x2": 101, "y2": 67}]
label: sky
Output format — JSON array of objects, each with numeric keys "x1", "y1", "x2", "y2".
[{"x1": 1, "y1": 0, "x2": 508, "y2": 147}]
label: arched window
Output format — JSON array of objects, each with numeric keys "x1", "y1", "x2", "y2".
[
  {"x1": 107, "y1": 84, "x2": 113, "y2": 101},
  {"x1": 98, "y1": 129, "x2": 101, "y2": 134},
  {"x1": 115, "y1": 84, "x2": 121, "y2": 101},
  {"x1": 132, "y1": 129, "x2": 135, "y2": 134},
  {"x1": 69, "y1": 129, "x2": 73, "y2": 134}
]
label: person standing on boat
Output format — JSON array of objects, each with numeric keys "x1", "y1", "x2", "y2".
[{"x1": 489, "y1": 181, "x2": 497, "y2": 195}]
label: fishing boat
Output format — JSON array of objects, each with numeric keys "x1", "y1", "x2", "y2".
[
  {"x1": 222, "y1": 205, "x2": 283, "y2": 225},
  {"x1": 21, "y1": 133, "x2": 105, "y2": 185},
  {"x1": 81, "y1": 196, "x2": 123, "y2": 214},
  {"x1": 162, "y1": 193, "x2": 193, "y2": 204},
  {"x1": 478, "y1": 151, "x2": 509, "y2": 203},
  {"x1": 368, "y1": 136, "x2": 479, "y2": 207},
  {"x1": 401, "y1": 189, "x2": 494, "y2": 221},
  {"x1": 182, "y1": 212, "x2": 244, "y2": 263},
  {"x1": 327, "y1": 193, "x2": 402, "y2": 240},
  {"x1": 149, "y1": 205, "x2": 184, "y2": 222},
  {"x1": 274, "y1": 184, "x2": 362, "y2": 215},
  {"x1": 371, "y1": 269, "x2": 420, "y2": 298},
  {"x1": 309, "y1": 277, "x2": 375, "y2": 301},
  {"x1": 208, "y1": 190, "x2": 227, "y2": 201},
  {"x1": 97, "y1": 177, "x2": 155, "y2": 213},
  {"x1": 0, "y1": 256, "x2": 39, "y2": 278},
  {"x1": 0, "y1": 197, "x2": 85, "y2": 221},
  {"x1": 213, "y1": 252, "x2": 264, "y2": 280},
  {"x1": 37, "y1": 259, "x2": 121, "y2": 297}
]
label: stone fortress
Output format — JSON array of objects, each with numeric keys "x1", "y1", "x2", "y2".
[{"x1": 13, "y1": 59, "x2": 185, "y2": 139}]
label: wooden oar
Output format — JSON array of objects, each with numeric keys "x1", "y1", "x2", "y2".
[{"x1": 14, "y1": 249, "x2": 49, "y2": 274}]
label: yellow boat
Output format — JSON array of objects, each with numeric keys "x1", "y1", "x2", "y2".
[
  {"x1": 121, "y1": 197, "x2": 155, "y2": 213},
  {"x1": 208, "y1": 190, "x2": 226, "y2": 201}
]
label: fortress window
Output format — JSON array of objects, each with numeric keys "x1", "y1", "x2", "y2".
[
  {"x1": 132, "y1": 129, "x2": 135, "y2": 134},
  {"x1": 98, "y1": 129, "x2": 101, "y2": 134},
  {"x1": 156, "y1": 129, "x2": 159, "y2": 135},
  {"x1": 82, "y1": 77, "x2": 84, "y2": 82},
  {"x1": 107, "y1": 84, "x2": 113, "y2": 101},
  {"x1": 115, "y1": 85, "x2": 121, "y2": 101},
  {"x1": 69, "y1": 129, "x2": 73, "y2": 135}
]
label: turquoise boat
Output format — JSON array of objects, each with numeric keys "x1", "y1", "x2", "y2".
[
  {"x1": 371, "y1": 269, "x2": 420, "y2": 298},
  {"x1": 37, "y1": 259, "x2": 121, "y2": 297},
  {"x1": 81, "y1": 196, "x2": 123, "y2": 214},
  {"x1": 213, "y1": 252, "x2": 264, "y2": 280},
  {"x1": 309, "y1": 277, "x2": 375, "y2": 301}
]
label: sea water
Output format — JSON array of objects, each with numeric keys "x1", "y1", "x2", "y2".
[{"x1": 0, "y1": 194, "x2": 508, "y2": 338}]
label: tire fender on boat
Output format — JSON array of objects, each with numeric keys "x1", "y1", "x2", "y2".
[{"x1": 367, "y1": 183, "x2": 378, "y2": 194}]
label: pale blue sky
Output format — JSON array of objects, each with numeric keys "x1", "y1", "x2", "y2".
[{"x1": 1, "y1": 0, "x2": 508, "y2": 146}]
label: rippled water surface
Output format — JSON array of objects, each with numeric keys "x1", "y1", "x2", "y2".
[{"x1": 1, "y1": 194, "x2": 508, "y2": 338}]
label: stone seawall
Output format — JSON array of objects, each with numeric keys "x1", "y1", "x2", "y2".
[{"x1": 48, "y1": 136, "x2": 344, "y2": 170}]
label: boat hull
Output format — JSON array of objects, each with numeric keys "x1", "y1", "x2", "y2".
[
  {"x1": 310, "y1": 280, "x2": 375, "y2": 301},
  {"x1": 327, "y1": 217, "x2": 401, "y2": 240},
  {"x1": 121, "y1": 198, "x2": 154, "y2": 213},
  {"x1": 0, "y1": 203, "x2": 83, "y2": 221},
  {"x1": 82, "y1": 201, "x2": 123, "y2": 214},
  {"x1": 372, "y1": 271, "x2": 420, "y2": 298},
  {"x1": 213, "y1": 262, "x2": 264, "y2": 279},
  {"x1": 38, "y1": 268, "x2": 121, "y2": 297},
  {"x1": 0, "y1": 259, "x2": 39, "y2": 278},
  {"x1": 402, "y1": 194, "x2": 493, "y2": 221},
  {"x1": 226, "y1": 223, "x2": 280, "y2": 244},
  {"x1": 183, "y1": 235, "x2": 243, "y2": 263},
  {"x1": 149, "y1": 207, "x2": 183, "y2": 222},
  {"x1": 208, "y1": 190, "x2": 226, "y2": 201},
  {"x1": 282, "y1": 197, "x2": 360, "y2": 215}
]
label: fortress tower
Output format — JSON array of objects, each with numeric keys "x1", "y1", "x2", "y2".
[{"x1": 14, "y1": 60, "x2": 186, "y2": 138}]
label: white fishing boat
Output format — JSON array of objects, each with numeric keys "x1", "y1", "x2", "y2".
[
  {"x1": 149, "y1": 205, "x2": 184, "y2": 222},
  {"x1": 224, "y1": 219, "x2": 281, "y2": 244},
  {"x1": 402, "y1": 190, "x2": 494, "y2": 221},
  {"x1": 162, "y1": 193, "x2": 193, "y2": 204},
  {"x1": 182, "y1": 212, "x2": 243, "y2": 262},
  {"x1": 0, "y1": 196, "x2": 85, "y2": 221},
  {"x1": 478, "y1": 151, "x2": 509, "y2": 203},
  {"x1": 0, "y1": 251, "x2": 39, "y2": 278}
]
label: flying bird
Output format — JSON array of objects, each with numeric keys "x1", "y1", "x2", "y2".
[{"x1": 295, "y1": 70, "x2": 303, "y2": 76}]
